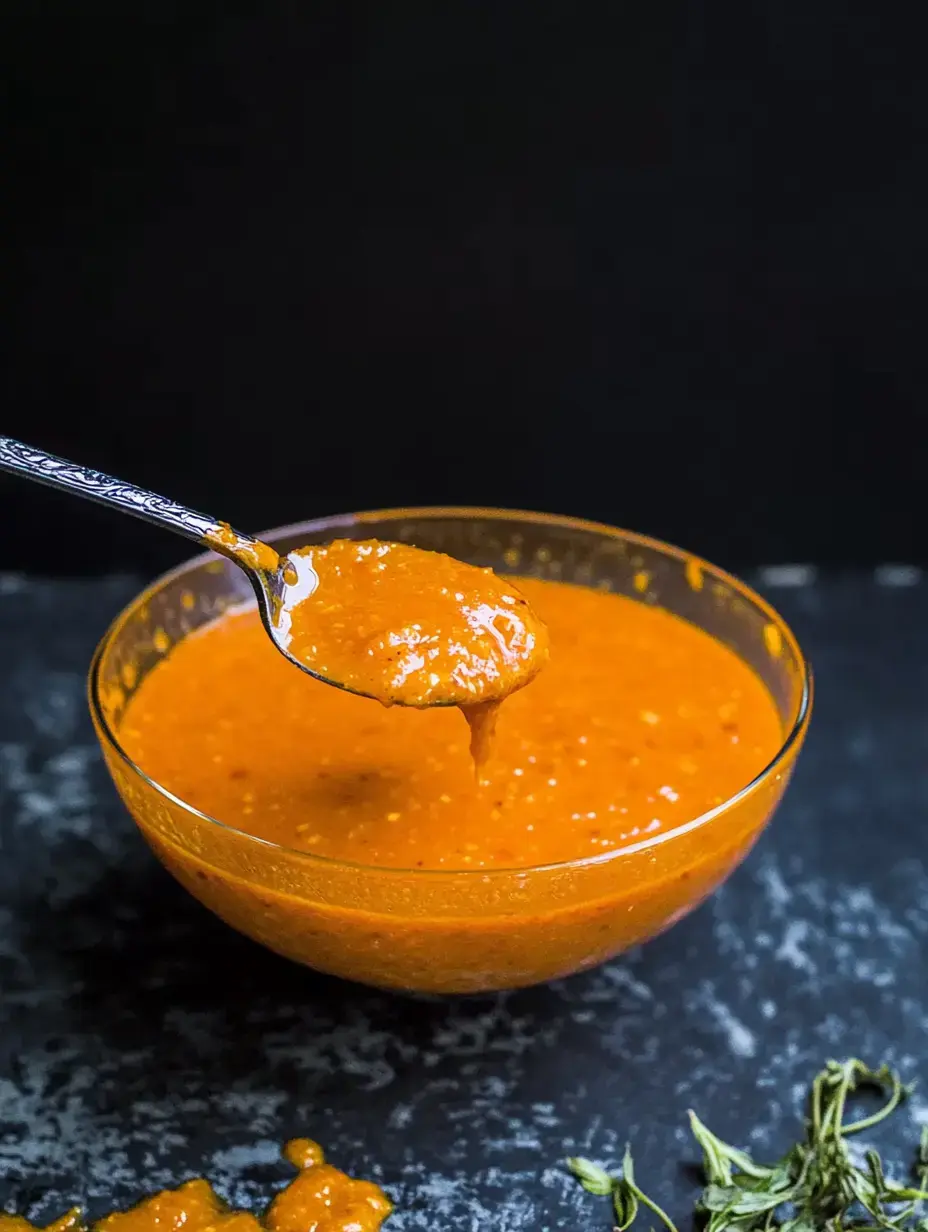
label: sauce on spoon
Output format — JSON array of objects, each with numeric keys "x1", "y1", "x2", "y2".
[{"x1": 274, "y1": 539, "x2": 549, "y2": 768}]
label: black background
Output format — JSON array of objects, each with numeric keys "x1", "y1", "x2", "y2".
[{"x1": 3, "y1": 3, "x2": 923, "y2": 576}]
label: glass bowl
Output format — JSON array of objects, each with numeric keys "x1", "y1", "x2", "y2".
[{"x1": 89, "y1": 508, "x2": 812, "y2": 994}]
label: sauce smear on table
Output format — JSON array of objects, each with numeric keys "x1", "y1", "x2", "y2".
[{"x1": 0, "y1": 1140, "x2": 391, "y2": 1232}]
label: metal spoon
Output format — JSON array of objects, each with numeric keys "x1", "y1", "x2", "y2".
[{"x1": 0, "y1": 434, "x2": 364, "y2": 697}]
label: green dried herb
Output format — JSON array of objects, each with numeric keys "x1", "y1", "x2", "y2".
[
  {"x1": 567, "y1": 1058, "x2": 928, "y2": 1232},
  {"x1": 568, "y1": 1146, "x2": 678, "y2": 1232}
]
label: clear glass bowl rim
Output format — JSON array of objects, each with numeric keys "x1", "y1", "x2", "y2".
[{"x1": 88, "y1": 505, "x2": 814, "y2": 878}]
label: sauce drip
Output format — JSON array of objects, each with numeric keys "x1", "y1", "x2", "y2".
[
  {"x1": 275, "y1": 539, "x2": 549, "y2": 773},
  {"x1": 0, "y1": 1140, "x2": 391, "y2": 1232}
]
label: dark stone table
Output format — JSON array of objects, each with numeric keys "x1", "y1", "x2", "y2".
[{"x1": 2, "y1": 570, "x2": 927, "y2": 1230}]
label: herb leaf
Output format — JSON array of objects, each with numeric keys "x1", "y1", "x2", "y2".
[
  {"x1": 622, "y1": 1144, "x2": 680, "y2": 1232},
  {"x1": 566, "y1": 1058, "x2": 928, "y2": 1232},
  {"x1": 689, "y1": 1111, "x2": 778, "y2": 1183},
  {"x1": 566, "y1": 1156, "x2": 614, "y2": 1196},
  {"x1": 613, "y1": 1164, "x2": 640, "y2": 1232},
  {"x1": 566, "y1": 1147, "x2": 679, "y2": 1232}
]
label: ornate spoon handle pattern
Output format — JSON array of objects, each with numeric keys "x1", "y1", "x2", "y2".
[{"x1": 0, "y1": 436, "x2": 222, "y2": 547}]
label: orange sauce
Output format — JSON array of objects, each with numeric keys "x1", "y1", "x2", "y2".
[
  {"x1": 275, "y1": 540, "x2": 548, "y2": 767},
  {"x1": 121, "y1": 577, "x2": 781, "y2": 871},
  {"x1": 205, "y1": 523, "x2": 281, "y2": 574},
  {"x1": 0, "y1": 1141, "x2": 391, "y2": 1232}
]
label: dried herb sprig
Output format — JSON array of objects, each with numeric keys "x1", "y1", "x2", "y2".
[
  {"x1": 567, "y1": 1146, "x2": 680, "y2": 1232},
  {"x1": 567, "y1": 1058, "x2": 928, "y2": 1232}
]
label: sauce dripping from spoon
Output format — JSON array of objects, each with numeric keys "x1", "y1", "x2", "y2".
[
  {"x1": 275, "y1": 538, "x2": 549, "y2": 771},
  {"x1": 0, "y1": 438, "x2": 549, "y2": 769}
]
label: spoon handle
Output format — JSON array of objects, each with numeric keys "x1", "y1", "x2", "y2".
[{"x1": 0, "y1": 435, "x2": 270, "y2": 567}]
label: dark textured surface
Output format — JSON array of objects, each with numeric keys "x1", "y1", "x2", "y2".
[{"x1": 1, "y1": 570, "x2": 927, "y2": 1230}]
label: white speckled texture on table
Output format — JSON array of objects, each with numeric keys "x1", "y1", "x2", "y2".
[{"x1": 1, "y1": 569, "x2": 927, "y2": 1231}]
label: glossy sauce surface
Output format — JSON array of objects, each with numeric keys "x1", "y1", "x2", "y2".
[
  {"x1": 0, "y1": 1141, "x2": 391, "y2": 1232},
  {"x1": 121, "y1": 577, "x2": 782, "y2": 871},
  {"x1": 278, "y1": 537, "x2": 546, "y2": 699},
  {"x1": 275, "y1": 539, "x2": 548, "y2": 771}
]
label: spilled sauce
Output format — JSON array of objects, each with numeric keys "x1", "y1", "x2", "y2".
[{"x1": 0, "y1": 1141, "x2": 391, "y2": 1232}]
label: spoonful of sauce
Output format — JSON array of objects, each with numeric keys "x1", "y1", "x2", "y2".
[
  {"x1": 279, "y1": 537, "x2": 548, "y2": 766},
  {"x1": 0, "y1": 437, "x2": 548, "y2": 763}
]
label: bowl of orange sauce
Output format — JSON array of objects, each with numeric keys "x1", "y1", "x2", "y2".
[{"x1": 89, "y1": 508, "x2": 812, "y2": 994}]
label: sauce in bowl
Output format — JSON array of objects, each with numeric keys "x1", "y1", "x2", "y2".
[{"x1": 122, "y1": 577, "x2": 781, "y2": 871}]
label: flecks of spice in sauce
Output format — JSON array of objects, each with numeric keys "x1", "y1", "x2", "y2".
[
  {"x1": 274, "y1": 539, "x2": 549, "y2": 771},
  {"x1": 0, "y1": 1141, "x2": 391, "y2": 1232},
  {"x1": 121, "y1": 576, "x2": 782, "y2": 872},
  {"x1": 276, "y1": 540, "x2": 548, "y2": 708}
]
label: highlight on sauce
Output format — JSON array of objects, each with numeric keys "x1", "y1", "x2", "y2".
[
  {"x1": 275, "y1": 539, "x2": 549, "y2": 768},
  {"x1": 0, "y1": 1140, "x2": 391, "y2": 1232},
  {"x1": 276, "y1": 539, "x2": 549, "y2": 710}
]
